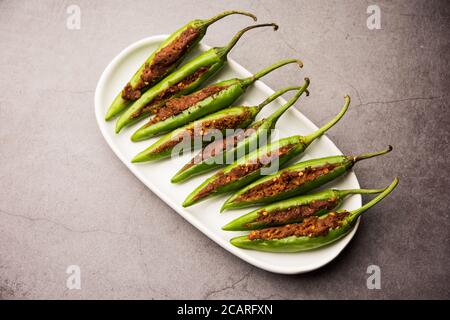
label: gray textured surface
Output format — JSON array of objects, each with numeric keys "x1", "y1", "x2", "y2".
[{"x1": 0, "y1": 0, "x2": 449, "y2": 299}]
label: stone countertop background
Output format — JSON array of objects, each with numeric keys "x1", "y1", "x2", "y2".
[{"x1": 0, "y1": 0, "x2": 449, "y2": 299}]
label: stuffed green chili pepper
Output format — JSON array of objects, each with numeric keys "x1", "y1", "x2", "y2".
[
  {"x1": 222, "y1": 187, "x2": 386, "y2": 231},
  {"x1": 105, "y1": 10, "x2": 257, "y2": 121},
  {"x1": 230, "y1": 177, "x2": 399, "y2": 252},
  {"x1": 182, "y1": 96, "x2": 350, "y2": 207},
  {"x1": 171, "y1": 78, "x2": 310, "y2": 183},
  {"x1": 114, "y1": 23, "x2": 277, "y2": 130},
  {"x1": 221, "y1": 146, "x2": 393, "y2": 211},
  {"x1": 128, "y1": 59, "x2": 303, "y2": 137},
  {"x1": 131, "y1": 85, "x2": 307, "y2": 162}
]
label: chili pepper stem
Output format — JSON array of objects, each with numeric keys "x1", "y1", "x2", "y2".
[
  {"x1": 216, "y1": 23, "x2": 278, "y2": 58},
  {"x1": 240, "y1": 59, "x2": 303, "y2": 88},
  {"x1": 202, "y1": 10, "x2": 257, "y2": 27},
  {"x1": 336, "y1": 188, "x2": 386, "y2": 198},
  {"x1": 354, "y1": 145, "x2": 393, "y2": 163},
  {"x1": 255, "y1": 85, "x2": 306, "y2": 113},
  {"x1": 349, "y1": 178, "x2": 399, "y2": 220},
  {"x1": 302, "y1": 95, "x2": 350, "y2": 146},
  {"x1": 263, "y1": 78, "x2": 310, "y2": 117}
]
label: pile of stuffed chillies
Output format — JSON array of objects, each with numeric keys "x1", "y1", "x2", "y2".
[{"x1": 105, "y1": 10, "x2": 399, "y2": 253}]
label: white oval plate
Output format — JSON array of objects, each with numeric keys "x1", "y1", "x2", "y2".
[{"x1": 95, "y1": 35, "x2": 361, "y2": 274}]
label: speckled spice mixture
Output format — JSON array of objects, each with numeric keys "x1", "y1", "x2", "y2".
[
  {"x1": 131, "y1": 67, "x2": 210, "y2": 118},
  {"x1": 193, "y1": 144, "x2": 296, "y2": 201},
  {"x1": 122, "y1": 27, "x2": 200, "y2": 100},
  {"x1": 237, "y1": 163, "x2": 338, "y2": 202},
  {"x1": 248, "y1": 211, "x2": 349, "y2": 240},
  {"x1": 253, "y1": 198, "x2": 338, "y2": 226},
  {"x1": 153, "y1": 111, "x2": 252, "y2": 154},
  {"x1": 183, "y1": 124, "x2": 262, "y2": 169},
  {"x1": 146, "y1": 85, "x2": 227, "y2": 125}
]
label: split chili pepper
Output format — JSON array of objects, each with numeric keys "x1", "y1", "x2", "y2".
[
  {"x1": 131, "y1": 85, "x2": 306, "y2": 162},
  {"x1": 113, "y1": 23, "x2": 278, "y2": 130},
  {"x1": 171, "y1": 78, "x2": 310, "y2": 183},
  {"x1": 105, "y1": 10, "x2": 257, "y2": 121},
  {"x1": 182, "y1": 96, "x2": 350, "y2": 207},
  {"x1": 126, "y1": 59, "x2": 303, "y2": 137},
  {"x1": 222, "y1": 187, "x2": 385, "y2": 231},
  {"x1": 221, "y1": 145, "x2": 393, "y2": 211},
  {"x1": 229, "y1": 178, "x2": 399, "y2": 253}
]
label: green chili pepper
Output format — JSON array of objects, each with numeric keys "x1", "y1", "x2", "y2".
[
  {"x1": 230, "y1": 178, "x2": 399, "y2": 253},
  {"x1": 171, "y1": 78, "x2": 310, "y2": 183},
  {"x1": 126, "y1": 59, "x2": 303, "y2": 137},
  {"x1": 105, "y1": 10, "x2": 257, "y2": 121},
  {"x1": 221, "y1": 145, "x2": 393, "y2": 211},
  {"x1": 131, "y1": 85, "x2": 306, "y2": 162},
  {"x1": 113, "y1": 23, "x2": 277, "y2": 130},
  {"x1": 182, "y1": 96, "x2": 350, "y2": 207},
  {"x1": 222, "y1": 187, "x2": 385, "y2": 231}
]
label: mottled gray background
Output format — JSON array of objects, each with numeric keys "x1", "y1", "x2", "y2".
[{"x1": 0, "y1": 0, "x2": 449, "y2": 299}]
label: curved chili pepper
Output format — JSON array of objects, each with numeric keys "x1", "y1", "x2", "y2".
[
  {"x1": 171, "y1": 78, "x2": 310, "y2": 183},
  {"x1": 131, "y1": 109, "x2": 249, "y2": 162},
  {"x1": 131, "y1": 85, "x2": 305, "y2": 162},
  {"x1": 105, "y1": 10, "x2": 257, "y2": 121},
  {"x1": 126, "y1": 59, "x2": 303, "y2": 137},
  {"x1": 113, "y1": 23, "x2": 277, "y2": 129},
  {"x1": 182, "y1": 96, "x2": 350, "y2": 207},
  {"x1": 230, "y1": 178, "x2": 399, "y2": 252},
  {"x1": 221, "y1": 145, "x2": 393, "y2": 211},
  {"x1": 222, "y1": 187, "x2": 385, "y2": 231}
]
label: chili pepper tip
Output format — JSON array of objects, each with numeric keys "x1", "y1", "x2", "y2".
[
  {"x1": 131, "y1": 152, "x2": 151, "y2": 163},
  {"x1": 182, "y1": 198, "x2": 194, "y2": 208}
]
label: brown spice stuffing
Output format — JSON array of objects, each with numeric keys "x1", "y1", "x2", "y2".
[
  {"x1": 253, "y1": 198, "x2": 338, "y2": 226},
  {"x1": 237, "y1": 163, "x2": 338, "y2": 202},
  {"x1": 145, "y1": 85, "x2": 226, "y2": 126},
  {"x1": 131, "y1": 67, "x2": 210, "y2": 119},
  {"x1": 193, "y1": 144, "x2": 295, "y2": 201},
  {"x1": 122, "y1": 27, "x2": 200, "y2": 101},
  {"x1": 153, "y1": 139, "x2": 183, "y2": 154},
  {"x1": 152, "y1": 111, "x2": 252, "y2": 154},
  {"x1": 182, "y1": 124, "x2": 262, "y2": 170},
  {"x1": 122, "y1": 83, "x2": 142, "y2": 101},
  {"x1": 200, "y1": 110, "x2": 251, "y2": 134},
  {"x1": 248, "y1": 211, "x2": 348, "y2": 240}
]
